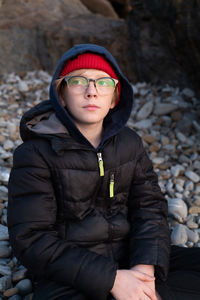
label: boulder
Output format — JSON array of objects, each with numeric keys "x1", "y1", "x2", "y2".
[{"x1": 0, "y1": 0, "x2": 128, "y2": 75}]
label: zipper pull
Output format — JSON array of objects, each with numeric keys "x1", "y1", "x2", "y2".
[
  {"x1": 97, "y1": 152, "x2": 104, "y2": 177},
  {"x1": 109, "y1": 173, "x2": 114, "y2": 198}
]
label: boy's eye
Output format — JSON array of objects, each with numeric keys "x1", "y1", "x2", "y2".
[
  {"x1": 68, "y1": 77, "x2": 87, "y2": 86},
  {"x1": 97, "y1": 78, "x2": 114, "y2": 87}
]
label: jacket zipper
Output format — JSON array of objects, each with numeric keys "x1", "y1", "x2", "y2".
[
  {"x1": 97, "y1": 152, "x2": 104, "y2": 176},
  {"x1": 109, "y1": 173, "x2": 114, "y2": 198}
]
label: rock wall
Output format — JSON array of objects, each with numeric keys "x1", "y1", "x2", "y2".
[{"x1": 128, "y1": 0, "x2": 200, "y2": 93}]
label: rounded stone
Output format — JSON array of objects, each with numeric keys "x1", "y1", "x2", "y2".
[
  {"x1": 12, "y1": 268, "x2": 27, "y2": 282},
  {"x1": 193, "y1": 196, "x2": 200, "y2": 206},
  {"x1": 168, "y1": 198, "x2": 188, "y2": 222},
  {"x1": 171, "y1": 224, "x2": 188, "y2": 245},
  {"x1": 0, "y1": 275, "x2": 12, "y2": 292},
  {"x1": 185, "y1": 181, "x2": 194, "y2": 191},
  {"x1": 171, "y1": 165, "x2": 184, "y2": 177},
  {"x1": 0, "y1": 245, "x2": 12, "y2": 258},
  {"x1": 0, "y1": 264, "x2": 12, "y2": 276},
  {"x1": 186, "y1": 228, "x2": 199, "y2": 243},
  {"x1": 133, "y1": 119, "x2": 153, "y2": 129},
  {"x1": 185, "y1": 171, "x2": 200, "y2": 183},
  {"x1": 137, "y1": 101, "x2": 154, "y2": 121},
  {"x1": 152, "y1": 157, "x2": 165, "y2": 164},
  {"x1": 154, "y1": 103, "x2": 178, "y2": 115},
  {"x1": 142, "y1": 135, "x2": 156, "y2": 144},
  {"x1": 181, "y1": 88, "x2": 195, "y2": 98},
  {"x1": 176, "y1": 131, "x2": 186, "y2": 143},
  {"x1": 3, "y1": 287, "x2": 18, "y2": 298},
  {"x1": 18, "y1": 81, "x2": 29, "y2": 93},
  {"x1": 16, "y1": 279, "x2": 32, "y2": 296},
  {"x1": 189, "y1": 206, "x2": 200, "y2": 214},
  {"x1": 175, "y1": 184, "x2": 184, "y2": 193},
  {"x1": 149, "y1": 143, "x2": 160, "y2": 152}
]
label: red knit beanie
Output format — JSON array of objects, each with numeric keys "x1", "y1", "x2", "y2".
[{"x1": 60, "y1": 53, "x2": 121, "y2": 105}]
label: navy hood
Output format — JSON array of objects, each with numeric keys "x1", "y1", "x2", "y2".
[{"x1": 49, "y1": 44, "x2": 133, "y2": 148}]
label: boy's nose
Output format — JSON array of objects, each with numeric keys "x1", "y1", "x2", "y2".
[{"x1": 85, "y1": 82, "x2": 98, "y2": 98}]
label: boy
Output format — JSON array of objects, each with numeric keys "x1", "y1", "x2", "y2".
[{"x1": 8, "y1": 44, "x2": 170, "y2": 300}]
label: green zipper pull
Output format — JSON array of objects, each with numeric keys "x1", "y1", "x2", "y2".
[
  {"x1": 97, "y1": 152, "x2": 104, "y2": 177},
  {"x1": 109, "y1": 173, "x2": 114, "y2": 198}
]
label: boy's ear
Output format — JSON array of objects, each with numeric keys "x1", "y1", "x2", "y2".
[
  {"x1": 59, "y1": 94, "x2": 65, "y2": 107},
  {"x1": 110, "y1": 101, "x2": 115, "y2": 109}
]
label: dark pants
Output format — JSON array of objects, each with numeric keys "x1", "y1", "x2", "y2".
[
  {"x1": 156, "y1": 245, "x2": 200, "y2": 300},
  {"x1": 33, "y1": 246, "x2": 200, "y2": 300}
]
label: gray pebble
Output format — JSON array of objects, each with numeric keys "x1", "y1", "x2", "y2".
[
  {"x1": 186, "y1": 215, "x2": 199, "y2": 229},
  {"x1": 181, "y1": 88, "x2": 195, "y2": 98},
  {"x1": 16, "y1": 279, "x2": 32, "y2": 296},
  {"x1": 0, "y1": 167, "x2": 10, "y2": 184},
  {"x1": 0, "y1": 275, "x2": 11, "y2": 292},
  {"x1": 154, "y1": 103, "x2": 178, "y2": 115},
  {"x1": 0, "y1": 224, "x2": 9, "y2": 241},
  {"x1": 168, "y1": 198, "x2": 188, "y2": 222},
  {"x1": 171, "y1": 165, "x2": 185, "y2": 177},
  {"x1": 3, "y1": 140, "x2": 14, "y2": 151},
  {"x1": 194, "y1": 160, "x2": 200, "y2": 170},
  {"x1": 18, "y1": 81, "x2": 29, "y2": 93},
  {"x1": 186, "y1": 241, "x2": 194, "y2": 248},
  {"x1": 175, "y1": 184, "x2": 184, "y2": 193},
  {"x1": 171, "y1": 224, "x2": 188, "y2": 245},
  {"x1": 176, "y1": 132, "x2": 186, "y2": 143},
  {"x1": 194, "y1": 186, "x2": 200, "y2": 195},
  {"x1": 0, "y1": 264, "x2": 11, "y2": 276},
  {"x1": 193, "y1": 120, "x2": 200, "y2": 132},
  {"x1": 0, "y1": 258, "x2": 9, "y2": 265},
  {"x1": 178, "y1": 154, "x2": 191, "y2": 164},
  {"x1": 12, "y1": 268, "x2": 27, "y2": 282},
  {"x1": 185, "y1": 181, "x2": 194, "y2": 191},
  {"x1": 174, "y1": 192, "x2": 183, "y2": 199},
  {"x1": 186, "y1": 227, "x2": 199, "y2": 243},
  {"x1": 185, "y1": 171, "x2": 200, "y2": 183},
  {"x1": 193, "y1": 196, "x2": 200, "y2": 206},
  {"x1": 133, "y1": 119, "x2": 153, "y2": 129},
  {"x1": 136, "y1": 101, "x2": 154, "y2": 121},
  {"x1": 0, "y1": 245, "x2": 11, "y2": 258},
  {"x1": 152, "y1": 157, "x2": 165, "y2": 164}
]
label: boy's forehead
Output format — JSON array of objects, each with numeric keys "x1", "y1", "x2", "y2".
[{"x1": 66, "y1": 68, "x2": 110, "y2": 78}]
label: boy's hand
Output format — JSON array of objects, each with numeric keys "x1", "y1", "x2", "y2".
[
  {"x1": 110, "y1": 269, "x2": 157, "y2": 300},
  {"x1": 131, "y1": 264, "x2": 156, "y2": 299}
]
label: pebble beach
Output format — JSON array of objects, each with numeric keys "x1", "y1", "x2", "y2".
[{"x1": 0, "y1": 71, "x2": 200, "y2": 299}]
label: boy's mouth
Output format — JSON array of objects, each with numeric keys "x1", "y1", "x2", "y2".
[{"x1": 83, "y1": 105, "x2": 100, "y2": 111}]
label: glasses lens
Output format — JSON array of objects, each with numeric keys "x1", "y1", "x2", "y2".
[
  {"x1": 67, "y1": 76, "x2": 88, "y2": 94},
  {"x1": 96, "y1": 78, "x2": 116, "y2": 95}
]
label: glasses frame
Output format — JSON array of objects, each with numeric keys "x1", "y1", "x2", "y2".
[{"x1": 64, "y1": 75, "x2": 118, "y2": 91}]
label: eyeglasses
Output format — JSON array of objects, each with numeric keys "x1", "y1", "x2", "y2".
[{"x1": 64, "y1": 76, "x2": 118, "y2": 96}]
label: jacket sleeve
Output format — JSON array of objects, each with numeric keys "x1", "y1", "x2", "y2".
[
  {"x1": 8, "y1": 141, "x2": 117, "y2": 300},
  {"x1": 128, "y1": 135, "x2": 170, "y2": 281}
]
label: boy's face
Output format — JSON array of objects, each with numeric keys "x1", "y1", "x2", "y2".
[{"x1": 60, "y1": 69, "x2": 115, "y2": 130}]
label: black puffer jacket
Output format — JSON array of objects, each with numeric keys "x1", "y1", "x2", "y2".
[{"x1": 8, "y1": 44, "x2": 170, "y2": 300}]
